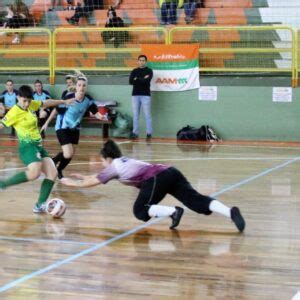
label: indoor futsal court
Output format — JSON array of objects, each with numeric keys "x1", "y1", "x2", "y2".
[{"x1": 0, "y1": 136, "x2": 300, "y2": 299}]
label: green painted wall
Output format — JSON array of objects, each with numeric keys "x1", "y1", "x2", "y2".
[
  {"x1": 2, "y1": 75, "x2": 298, "y2": 141},
  {"x1": 47, "y1": 81, "x2": 299, "y2": 141}
]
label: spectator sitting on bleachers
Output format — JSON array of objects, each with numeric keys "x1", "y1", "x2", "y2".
[
  {"x1": 66, "y1": 0, "x2": 104, "y2": 25},
  {"x1": 49, "y1": 0, "x2": 76, "y2": 11},
  {"x1": 0, "y1": 79, "x2": 18, "y2": 136},
  {"x1": 160, "y1": 0, "x2": 183, "y2": 25},
  {"x1": 0, "y1": 5, "x2": 14, "y2": 32},
  {"x1": 0, "y1": 1, "x2": 35, "y2": 44},
  {"x1": 184, "y1": 0, "x2": 204, "y2": 24},
  {"x1": 101, "y1": 7, "x2": 129, "y2": 48},
  {"x1": 14, "y1": 0, "x2": 35, "y2": 26}
]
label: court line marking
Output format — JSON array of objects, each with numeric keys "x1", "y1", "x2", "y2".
[
  {"x1": 70, "y1": 157, "x2": 299, "y2": 164},
  {"x1": 210, "y1": 157, "x2": 300, "y2": 197},
  {"x1": 0, "y1": 236, "x2": 98, "y2": 246},
  {"x1": 0, "y1": 137, "x2": 132, "y2": 144},
  {"x1": 0, "y1": 157, "x2": 298, "y2": 173},
  {"x1": 131, "y1": 141, "x2": 300, "y2": 150},
  {"x1": 0, "y1": 218, "x2": 162, "y2": 293},
  {"x1": 1, "y1": 137, "x2": 300, "y2": 150},
  {"x1": 0, "y1": 156, "x2": 299, "y2": 293}
]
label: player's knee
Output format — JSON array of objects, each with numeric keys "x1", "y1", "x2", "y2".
[
  {"x1": 40, "y1": 111, "x2": 47, "y2": 118},
  {"x1": 63, "y1": 152, "x2": 73, "y2": 159},
  {"x1": 26, "y1": 168, "x2": 41, "y2": 180},
  {"x1": 49, "y1": 167, "x2": 58, "y2": 180},
  {"x1": 133, "y1": 204, "x2": 151, "y2": 222}
]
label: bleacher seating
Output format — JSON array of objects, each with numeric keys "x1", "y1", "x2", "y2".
[
  {"x1": 0, "y1": 0, "x2": 298, "y2": 74},
  {"x1": 2, "y1": 1, "x2": 300, "y2": 28},
  {"x1": 5, "y1": 0, "x2": 284, "y2": 27}
]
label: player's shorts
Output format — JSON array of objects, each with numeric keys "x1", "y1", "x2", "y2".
[
  {"x1": 19, "y1": 140, "x2": 49, "y2": 165},
  {"x1": 56, "y1": 128, "x2": 80, "y2": 146},
  {"x1": 37, "y1": 108, "x2": 51, "y2": 118}
]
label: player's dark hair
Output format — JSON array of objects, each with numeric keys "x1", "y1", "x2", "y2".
[
  {"x1": 34, "y1": 79, "x2": 43, "y2": 85},
  {"x1": 101, "y1": 139, "x2": 122, "y2": 159},
  {"x1": 6, "y1": 79, "x2": 14, "y2": 84},
  {"x1": 18, "y1": 85, "x2": 33, "y2": 99},
  {"x1": 138, "y1": 55, "x2": 147, "y2": 61}
]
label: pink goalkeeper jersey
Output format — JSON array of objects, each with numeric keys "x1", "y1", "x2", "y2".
[{"x1": 96, "y1": 156, "x2": 169, "y2": 188}]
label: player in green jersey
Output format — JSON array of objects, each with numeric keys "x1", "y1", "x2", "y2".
[{"x1": 0, "y1": 85, "x2": 74, "y2": 213}]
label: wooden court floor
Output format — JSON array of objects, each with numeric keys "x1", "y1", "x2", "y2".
[{"x1": 0, "y1": 136, "x2": 300, "y2": 299}]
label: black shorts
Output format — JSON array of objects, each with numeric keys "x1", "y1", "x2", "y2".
[
  {"x1": 56, "y1": 129, "x2": 80, "y2": 146},
  {"x1": 37, "y1": 108, "x2": 52, "y2": 118},
  {"x1": 133, "y1": 167, "x2": 213, "y2": 222}
]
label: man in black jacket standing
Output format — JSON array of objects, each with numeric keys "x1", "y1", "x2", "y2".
[{"x1": 129, "y1": 55, "x2": 153, "y2": 140}]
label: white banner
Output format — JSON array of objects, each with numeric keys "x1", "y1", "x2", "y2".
[
  {"x1": 142, "y1": 44, "x2": 200, "y2": 92},
  {"x1": 151, "y1": 68, "x2": 200, "y2": 92}
]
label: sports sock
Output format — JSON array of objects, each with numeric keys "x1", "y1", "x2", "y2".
[
  {"x1": 0, "y1": 171, "x2": 28, "y2": 189},
  {"x1": 209, "y1": 200, "x2": 231, "y2": 218},
  {"x1": 148, "y1": 205, "x2": 176, "y2": 218},
  {"x1": 57, "y1": 156, "x2": 72, "y2": 172},
  {"x1": 52, "y1": 152, "x2": 63, "y2": 165},
  {"x1": 37, "y1": 178, "x2": 55, "y2": 206}
]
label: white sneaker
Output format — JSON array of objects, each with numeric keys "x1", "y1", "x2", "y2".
[
  {"x1": 12, "y1": 36, "x2": 20, "y2": 44},
  {"x1": 33, "y1": 203, "x2": 47, "y2": 214}
]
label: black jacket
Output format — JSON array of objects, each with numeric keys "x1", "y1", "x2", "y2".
[{"x1": 129, "y1": 67, "x2": 153, "y2": 96}]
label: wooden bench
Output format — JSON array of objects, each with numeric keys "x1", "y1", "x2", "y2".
[
  {"x1": 82, "y1": 117, "x2": 112, "y2": 138},
  {"x1": 82, "y1": 100, "x2": 117, "y2": 138}
]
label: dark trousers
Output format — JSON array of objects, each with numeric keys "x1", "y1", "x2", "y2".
[
  {"x1": 133, "y1": 167, "x2": 213, "y2": 222},
  {"x1": 161, "y1": 2, "x2": 177, "y2": 24},
  {"x1": 70, "y1": 6, "x2": 93, "y2": 23}
]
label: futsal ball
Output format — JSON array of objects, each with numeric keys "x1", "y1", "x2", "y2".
[{"x1": 46, "y1": 198, "x2": 66, "y2": 218}]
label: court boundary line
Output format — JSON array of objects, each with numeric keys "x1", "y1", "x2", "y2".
[
  {"x1": 0, "y1": 236, "x2": 98, "y2": 246},
  {"x1": 0, "y1": 218, "x2": 163, "y2": 293},
  {"x1": 0, "y1": 156, "x2": 299, "y2": 293},
  {"x1": 0, "y1": 156, "x2": 299, "y2": 173},
  {"x1": 0, "y1": 138, "x2": 132, "y2": 144},
  {"x1": 131, "y1": 141, "x2": 300, "y2": 150},
  {"x1": 210, "y1": 157, "x2": 300, "y2": 197},
  {"x1": 2, "y1": 137, "x2": 300, "y2": 150}
]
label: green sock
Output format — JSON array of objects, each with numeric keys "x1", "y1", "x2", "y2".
[
  {"x1": 1, "y1": 171, "x2": 28, "y2": 189},
  {"x1": 37, "y1": 179, "x2": 55, "y2": 206}
]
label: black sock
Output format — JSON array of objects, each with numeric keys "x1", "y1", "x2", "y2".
[
  {"x1": 52, "y1": 152, "x2": 64, "y2": 165},
  {"x1": 57, "y1": 156, "x2": 72, "y2": 172}
]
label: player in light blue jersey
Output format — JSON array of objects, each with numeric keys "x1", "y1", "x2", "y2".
[
  {"x1": 0, "y1": 79, "x2": 18, "y2": 136},
  {"x1": 42, "y1": 75, "x2": 106, "y2": 179},
  {"x1": 40, "y1": 74, "x2": 77, "y2": 138},
  {"x1": 33, "y1": 80, "x2": 51, "y2": 102},
  {"x1": 33, "y1": 80, "x2": 52, "y2": 138}
]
